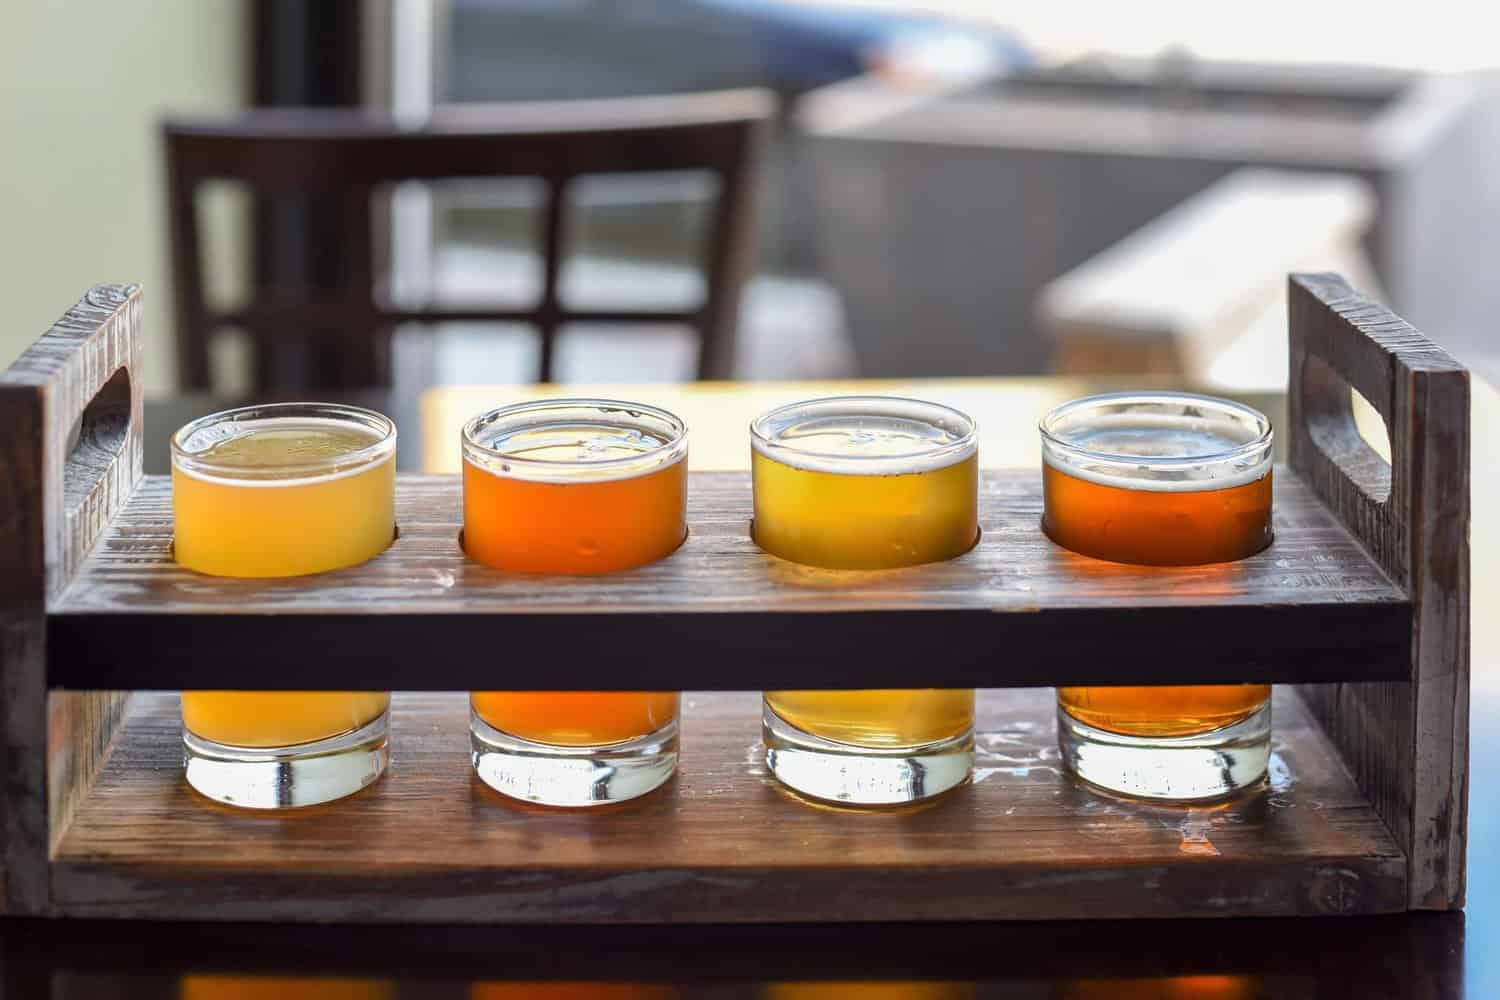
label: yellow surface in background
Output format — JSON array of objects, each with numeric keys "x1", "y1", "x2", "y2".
[{"x1": 423, "y1": 379, "x2": 1105, "y2": 474}]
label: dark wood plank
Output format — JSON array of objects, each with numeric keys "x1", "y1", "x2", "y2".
[
  {"x1": 46, "y1": 469, "x2": 1410, "y2": 691},
  {"x1": 49, "y1": 687, "x2": 1406, "y2": 923},
  {"x1": 1287, "y1": 273, "x2": 1469, "y2": 911},
  {"x1": 0, "y1": 284, "x2": 143, "y2": 914}
]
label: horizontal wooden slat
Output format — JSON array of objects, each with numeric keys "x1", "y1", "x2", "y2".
[
  {"x1": 49, "y1": 687, "x2": 1406, "y2": 923},
  {"x1": 46, "y1": 470, "x2": 1410, "y2": 691}
]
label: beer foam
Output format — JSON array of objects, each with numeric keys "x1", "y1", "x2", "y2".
[
  {"x1": 1042, "y1": 413, "x2": 1271, "y2": 492},
  {"x1": 174, "y1": 417, "x2": 394, "y2": 486},
  {"x1": 464, "y1": 420, "x2": 686, "y2": 483},
  {"x1": 752, "y1": 413, "x2": 976, "y2": 476}
]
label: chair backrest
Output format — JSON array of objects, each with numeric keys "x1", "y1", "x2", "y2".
[{"x1": 164, "y1": 89, "x2": 772, "y2": 391}]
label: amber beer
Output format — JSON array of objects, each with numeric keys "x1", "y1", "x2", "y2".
[
  {"x1": 751, "y1": 397, "x2": 979, "y2": 806},
  {"x1": 1040, "y1": 393, "x2": 1274, "y2": 800},
  {"x1": 462, "y1": 400, "x2": 687, "y2": 806}
]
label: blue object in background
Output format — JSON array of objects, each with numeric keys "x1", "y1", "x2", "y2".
[
  {"x1": 448, "y1": 1, "x2": 1030, "y2": 101},
  {"x1": 699, "y1": 0, "x2": 1030, "y2": 90}
]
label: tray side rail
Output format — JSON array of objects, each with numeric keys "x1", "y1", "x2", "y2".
[
  {"x1": 0, "y1": 284, "x2": 143, "y2": 914},
  {"x1": 1287, "y1": 272, "x2": 1469, "y2": 910}
]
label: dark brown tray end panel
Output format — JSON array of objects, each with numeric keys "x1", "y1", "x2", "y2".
[
  {"x1": 0, "y1": 284, "x2": 143, "y2": 914},
  {"x1": 1287, "y1": 272, "x2": 1470, "y2": 910}
]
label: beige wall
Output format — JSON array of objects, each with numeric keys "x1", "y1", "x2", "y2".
[{"x1": 0, "y1": 1, "x2": 246, "y2": 394}]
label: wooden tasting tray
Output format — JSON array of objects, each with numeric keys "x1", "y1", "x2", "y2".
[{"x1": 0, "y1": 276, "x2": 1469, "y2": 923}]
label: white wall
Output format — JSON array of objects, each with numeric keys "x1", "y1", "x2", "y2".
[{"x1": 0, "y1": 1, "x2": 247, "y2": 394}]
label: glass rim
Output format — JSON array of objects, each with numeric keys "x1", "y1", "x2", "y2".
[
  {"x1": 170, "y1": 402, "x2": 397, "y2": 480},
  {"x1": 461, "y1": 397, "x2": 688, "y2": 472},
  {"x1": 749, "y1": 395, "x2": 978, "y2": 468},
  {"x1": 1038, "y1": 391, "x2": 1273, "y2": 468}
]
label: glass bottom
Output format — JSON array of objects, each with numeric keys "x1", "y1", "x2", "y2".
[
  {"x1": 1057, "y1": 700, "x2": 1271, "y2": 802},
  {"x1": 470, "y1": 710, "x2": 678, "y2": 807},
  {"x1": 762, "y1": 702, "x2": 974, "y2": 806},
  {"x1": 183, "y1": 710, "x2": 390, "y2": 809}
]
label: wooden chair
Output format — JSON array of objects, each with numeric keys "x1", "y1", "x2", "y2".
[{"x1": 163, "y1": 89, "x2": 772, "y2": 391}]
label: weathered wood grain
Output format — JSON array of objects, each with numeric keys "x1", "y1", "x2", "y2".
[
  {"x1": 1287, "y1": 272, "x2": 1469, "y2": 911},
  {"x1": 0, "y1": 285, "x2": 142, "y2": 913},
  {"x1": 46, "y1": 469, "x2": 1410, "y2": 691},
  {"x1": 50, "y1": 687, "x2": 1406, "y2": 923}
]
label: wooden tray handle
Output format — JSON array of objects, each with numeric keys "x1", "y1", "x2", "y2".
[
  {"x1": 0, "y1": 283, "x2": 143, "y2": 914},
  {"x1": 1286, "y1": 272, "x2": 1470, "y2": 910},
  {"x1": 1287, "y1": 272, "x2": 1466, "y2": 591},
  {"x1": 0, "y1": 283, "x2": 145, "y2": 601}
]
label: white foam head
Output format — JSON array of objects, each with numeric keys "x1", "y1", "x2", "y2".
[
  {"x1": 171, "y1": 404, "x2": 396, "y2": 486},
  {"x1": 1040, "y1": 393, "x2": 1272, "y2": 492},
  {"x1": 462, "y1": 399, "x2": 687, "y2": 483},
  {"x1": 751, "y1": 396, "x2": 977, "y2": 476}
]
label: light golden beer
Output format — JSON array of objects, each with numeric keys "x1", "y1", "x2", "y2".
[
  {"x1": 1041, "y1": 393, "x2": 1274, "y2": 800},
  {"x1": 752, "y1": 397, "x2": 978, "y2": 804},
  {"x1": 172, "y1": 404, "x2": 396, "y2": 809}
]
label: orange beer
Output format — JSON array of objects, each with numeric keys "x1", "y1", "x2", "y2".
[
  {"x1": 463, "y1": 400, "x2": 686, "y2": 805},
  {"x1": 171, "y1": 404, "x2": 395, "y2": 808},
  {"x1": 1040, "y1": 393, "x2": 1274, "y2": 799}
]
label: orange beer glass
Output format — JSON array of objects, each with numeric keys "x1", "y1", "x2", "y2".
[
  {"x1": 1040, "y1": 393, "x2": 1274, "y2": 800},
  {"x1": 463, "y1": 400, "x2": 687, "y2": 805}
]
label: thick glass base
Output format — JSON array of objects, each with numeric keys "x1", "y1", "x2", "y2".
[
  {"x1": 1058, "y1": 701, "x2": 1271, "y2": 802},
  {"x1": 183, "y1": 710, "x2": 390, "y2": 809},
  {"x1": 470, "y1": 710, "x2": 678, "y2": 807},
  {"x1": 762, "y1": 702, "x2": 974, "y2": 806}
]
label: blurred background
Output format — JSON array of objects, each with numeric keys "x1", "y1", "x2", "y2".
[
  {"x1": 3, "y1": 5, "x2": 1498, "y2": 996},
  {"x1": 4, "y1": 0, "x2": 1498, "y2": 400}
]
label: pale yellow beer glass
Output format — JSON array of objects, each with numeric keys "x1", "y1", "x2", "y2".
[{"x1": 751, "y1": 396, "x2": 978, "y2": 805}]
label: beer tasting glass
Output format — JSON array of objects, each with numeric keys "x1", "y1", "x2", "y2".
[
  {"x1": 462, "y1": 399, "x2": 687, "y2": 806},
  {"x1": 172, "y1": 403, "x2": 397, "y2": 808},
  {"x1": 1040, "y1": 392, "x2": 1274, "y2": 800},
  {"x1": 751, "y1": 396, "x2": 979, "y2": 805}
]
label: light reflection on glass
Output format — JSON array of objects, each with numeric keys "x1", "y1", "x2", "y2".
[
  {"x1": 471, "y1": 985, "x2": 678, "y2": 1000},
  {"x1": 1059, "y1": 975, "x2": 1263, "y2": 1000},
  {"x1": 179, "y1": 977, "x2": 397, "y2": 1000},
  {"x1": 766, "y1": 984, "x2": 977, "y2": 1000}
]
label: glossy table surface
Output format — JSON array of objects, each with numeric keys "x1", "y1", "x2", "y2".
[{"x1": 6, "y1": 375, "x2": 1496, "y2": 998}]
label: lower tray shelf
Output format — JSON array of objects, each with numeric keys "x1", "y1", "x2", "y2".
[{"x1": 50, "y1": 688, "x2": 1405, "y2": 923}]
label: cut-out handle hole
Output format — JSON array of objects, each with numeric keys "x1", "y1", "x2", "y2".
[
  {"x1": 62, "y1": 366, "x2": 132, "y2": 514},
  {"x1": 1301, "y1": 354, "x2": 1392, "y2": 504},
  {"x1": 1350, "y1": 385, "x2": 1392, "y2": 465}
]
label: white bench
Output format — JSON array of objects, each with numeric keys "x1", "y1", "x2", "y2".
[{"x1": 1037, "y1": 168, "x2": 1380, "y2": 391}]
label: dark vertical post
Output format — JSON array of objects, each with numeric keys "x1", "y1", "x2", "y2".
[{"x1": 251, "y1": 0, "x2": 379, "y2": 390}]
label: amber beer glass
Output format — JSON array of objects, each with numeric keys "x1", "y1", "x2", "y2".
[
  {"x1": 752, "y1": 397, "x2": 979, "y2": 805},
  {"x1": 463, "y1": 399, "x2": 687, "y2": 806},
  {"x1": 171, "y1": 404, "x2": 396, "y2": 808},
  {"x1": 1040, "y1": 392, "x2": 1274, "y2": 800}
]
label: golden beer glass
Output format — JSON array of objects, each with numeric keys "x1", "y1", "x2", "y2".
[
  {"x1": 463, "y1": 400, "x2": 687, "y2": 806},
  {"x1": 172, "y1": 403, "x2": 396, "y2": 808},
  {"x1": 1040, "y1": 392, "x2": 1274, "y2": 800},
  {"x1": 752, "y1": 397, "x2": 979, "y2": 805}
]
